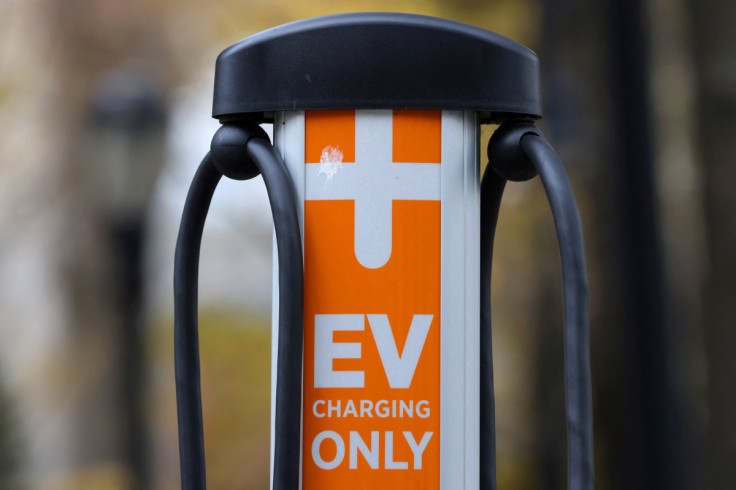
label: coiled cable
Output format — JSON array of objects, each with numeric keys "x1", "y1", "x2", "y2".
[
  {"x1": 174, "y1": 125, "x2": 303, "y2": 490},
  {"x1": 483, "y1": 123, "x2": 594, "y2": 490}
]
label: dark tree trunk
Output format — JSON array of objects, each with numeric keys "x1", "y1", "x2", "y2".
[{"x1": 688, "y1": 0, "x2": 736, "y2": 487}]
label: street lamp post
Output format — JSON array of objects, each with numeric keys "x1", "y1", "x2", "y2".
[{"x1": 89, "y1": 69, "x2": 167, "y2": 490}]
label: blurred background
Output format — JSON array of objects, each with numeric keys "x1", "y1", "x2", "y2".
[{"x1": 0, "y1": 0, "x2": 733, "y2": 488}]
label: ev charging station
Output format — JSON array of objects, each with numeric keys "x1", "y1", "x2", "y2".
[{"x1": 174, "y1": 12, "x2": 594, "y2": 490}]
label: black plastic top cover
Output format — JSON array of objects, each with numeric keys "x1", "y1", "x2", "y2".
[{"x1": 213, "y1": 12, "x2": 542, "y2": 122}]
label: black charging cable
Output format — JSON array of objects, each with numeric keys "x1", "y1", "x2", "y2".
[
  {"x1": 174, "y1": 124, "x2": 303, "y2": 490},
  {"x1": 480, "y1": 156, "x2": 505, "y2": 490},
  {"x1": 481, "y1": 123, "x2": 594, "y2": 490}
]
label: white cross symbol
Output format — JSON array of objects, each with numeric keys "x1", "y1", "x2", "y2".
[{"x1": 306, "y1": 110, "x2": 441, "y2": 269}]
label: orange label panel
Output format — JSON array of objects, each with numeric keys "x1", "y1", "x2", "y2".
[
  {"x1": 392, "y1": 109, "x2": 442, "y2": 163},
  {"x1": 302, "y1": 110, "x2": 442, "y2": 489}
]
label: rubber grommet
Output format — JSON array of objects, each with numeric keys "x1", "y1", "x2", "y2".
[
  {"x1": 487, "y1": 123, "x2": 543, "y2": 182},
  {"x1": 210, "y1": 124, "x2": 270, "y2": 181}
]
